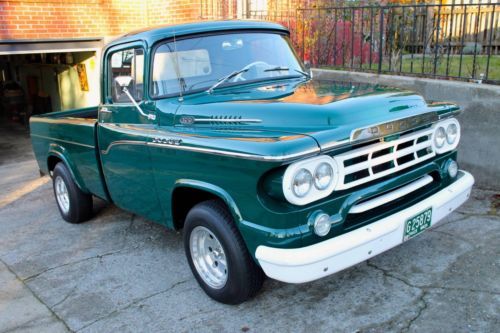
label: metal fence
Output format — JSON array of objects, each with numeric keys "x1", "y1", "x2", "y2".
[
  {"x1": 200, "y1": 1, "x2": 500, "y2": 85},
  {"x1": 294, "y1": 2, "x2": 500, "y2": 84}
]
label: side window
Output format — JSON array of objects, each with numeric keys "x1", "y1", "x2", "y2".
[{"x1": 109, "y1": 48, "x2": 144, "y2": 103}]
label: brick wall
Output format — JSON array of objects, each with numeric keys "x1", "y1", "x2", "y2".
[
  {"x1": 146, "y1": 1, "x2": 201, "y2": 27},
  {"x1": 0, "y1": 0, "x2": 200, "y2": 40}
]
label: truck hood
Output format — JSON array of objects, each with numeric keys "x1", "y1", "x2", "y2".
[{"x1": 173, "y1": 78, "x2": 458, "y2": 151}]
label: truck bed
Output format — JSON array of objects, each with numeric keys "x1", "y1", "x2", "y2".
[{"x1": 30, "y1": 106, "x2": 108, "y2": 200}]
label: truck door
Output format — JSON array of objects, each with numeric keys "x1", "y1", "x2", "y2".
[{"x1": 97, "y1": 42, "x2": 162, "y2": 222}]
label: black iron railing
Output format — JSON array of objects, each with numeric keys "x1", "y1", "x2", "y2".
[
  {"x1": 294, "y1": 2, "x2": 499, "y2": 84},
  {"x1": 200, "y1": 1, "x2": 499, "y2": 85}
]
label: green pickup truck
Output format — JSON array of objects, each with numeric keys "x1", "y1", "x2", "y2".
[{"x1": 30, "y1": 20, "x2": 474, "y2": 304}]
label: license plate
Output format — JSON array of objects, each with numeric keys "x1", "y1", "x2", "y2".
[{"x1": 403, "y1": 207, "x2": 433, "y2": 241}]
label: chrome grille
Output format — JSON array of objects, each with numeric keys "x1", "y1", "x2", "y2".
[{"x1": 333, "y1": 127, "x2": 435, "y2": 190}]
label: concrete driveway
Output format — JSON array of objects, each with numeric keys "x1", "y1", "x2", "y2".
[{"x1": 0, "y1": 126, "x2": 499, "y2": 333}]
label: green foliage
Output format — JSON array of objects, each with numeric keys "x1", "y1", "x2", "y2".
[{"x1": 323, "y1": 55, "x2": 500, "y2": 81}]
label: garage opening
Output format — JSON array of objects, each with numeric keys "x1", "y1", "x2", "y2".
[{"x1": 0, "y1": 38, "x2": 102, "y2": 164}]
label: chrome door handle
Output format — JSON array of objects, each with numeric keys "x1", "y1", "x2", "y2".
[{"x1": 100, "y1": 107, "x2": 112, "y2": 113}]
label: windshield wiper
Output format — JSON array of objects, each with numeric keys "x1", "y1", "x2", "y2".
[
  {"x1": 206, "y1": 65, "x2": 310, "y2": 94},
  {"x1": 264, "y1": 66, "x2": 289, "y2": 72},
  {"x1": 293, "y1": 68, "x2": 311, "y2": 79},
  {"x1": 207, "y1": 68, "x2": 249, "y2": 94},
  {"x1": 264, "y1": 66, "x2": 311, "y2": 79}
]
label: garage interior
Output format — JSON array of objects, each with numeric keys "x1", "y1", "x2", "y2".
[{"x1": 0, "y1": 39, "x2": 102, "y2": 163}]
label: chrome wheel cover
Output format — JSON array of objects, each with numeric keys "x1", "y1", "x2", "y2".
[
  {"x1": 190, "y1": 226, "x2": 228, "y2": 289},
  {"x1": 54, "y1": 176, "x2": 70, "y2": 214}
]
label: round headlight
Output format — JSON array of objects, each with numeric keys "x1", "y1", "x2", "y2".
[
  {"x1": 282, "y1": 156, "x2": 338, "y2": 206},
  {"x1": 314, "y1": 162, "x2": 333, "y2": 190},
  {"x1": 313, "y1": 212, "x2": 331, "y2": 236},
  {"x1": 292, "y1": 168, "x2": 313, "y2": 197},
  {"x1": 434, "y1": 126, "x2": 446, "y2": 148},
  {"x1": 446, "y1": 123, "x2": 458, "y2": 144}
]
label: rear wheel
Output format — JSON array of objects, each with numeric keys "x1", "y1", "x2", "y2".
[
  {"x1": 183, "y1": 200, "x2": 264, "y2": 304},
  {"x1": 52, "y1": 162, "x2": 93, "y2": 223}
]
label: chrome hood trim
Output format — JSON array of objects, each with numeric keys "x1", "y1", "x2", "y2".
[{"x1": 350, "y1": 111, "x2": 439, "y2": 143}]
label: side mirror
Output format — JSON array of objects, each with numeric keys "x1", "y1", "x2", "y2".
[
  {"x1": 113, "y1": 75, "x2": 156, "y2": 121},
  {"x1": 114, "y1": 75, "x2": 133, "y2": 88}
]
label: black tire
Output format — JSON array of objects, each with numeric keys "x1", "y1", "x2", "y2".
[
  {"x1": 183, "y1": 200, "x2": 264, "y2": 304},
  {"x1": 52, "y1": 162, "x2": 93, "y2": 223}
]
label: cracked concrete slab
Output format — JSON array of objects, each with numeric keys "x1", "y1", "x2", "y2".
[
  {"x1": 0, "y1": 260, "x2": 69, "y2": 333},
  {"x1": 25, "y1": 241, "x2": 191, "y2": 331},
  {"x1": 77, "y1": 264, "x2": 423, "y2": 333},
  {"x1": 366, "y1": 214, "x2": 500, "y2": 293},
  {"x1": 0, "y1": 124, "x2": 499, "y2": 332},
  {"x1": 457, "y1": 188, "x2": 500, "y2": 216},
  {"x1": 408, "y1": 289, "x2": 500, "y2": 333}
]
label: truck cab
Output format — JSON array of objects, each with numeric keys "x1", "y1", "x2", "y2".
[{"x1": 30, "y1": 21, "x2": 474, "y2": 304}]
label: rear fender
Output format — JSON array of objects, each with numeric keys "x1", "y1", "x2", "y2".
[{"x1": 47, "y1": 143, "x2": 89, "y2": 193}]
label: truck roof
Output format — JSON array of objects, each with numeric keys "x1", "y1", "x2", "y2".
[{"x1": 106, "y1": 20, "x2": 289, "y2": 49}]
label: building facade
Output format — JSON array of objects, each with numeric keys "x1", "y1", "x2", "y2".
[
  {"x1": 0, "y1": 0, "x2": 205, "y2": 120},
  {"x1": 0, "y1": 0, "x2": 203, "y2": 40}
]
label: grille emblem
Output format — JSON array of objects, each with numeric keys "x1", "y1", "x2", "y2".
[
  {"x1": 350, "y1": 112, "x2": 438, "y2": 142},
  {"x1": 179, "y1": 116, "x2": 195, "y2": 125}
]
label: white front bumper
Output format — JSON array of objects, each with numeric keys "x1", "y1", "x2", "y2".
[{"x1": 255, "y1": 170, "x2": 474, "y2": 283}]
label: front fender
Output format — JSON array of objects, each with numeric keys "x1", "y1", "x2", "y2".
[{"x1": 173, "y1": 179, "x2": 243, "y2": 223}]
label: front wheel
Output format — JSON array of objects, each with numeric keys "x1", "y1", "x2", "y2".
[
  {"x1": 183, "y1": 200, "x2": 264, "y2": 304},
  {"x1": 52, "y1": 162, "x2": 93, "y2": 223}
]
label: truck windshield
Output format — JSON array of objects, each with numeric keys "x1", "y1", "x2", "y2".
[{"x1": 151, "y1": 32, "x2": 305, "y2": 97}]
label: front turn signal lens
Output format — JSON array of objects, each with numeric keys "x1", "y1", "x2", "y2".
[{"x1": 313, "y1": 212, "x2": 331, "y2": 236}]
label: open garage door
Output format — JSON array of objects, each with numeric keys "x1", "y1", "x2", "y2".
[{"x1": 0, "y1": 38, "x2": 103, "y2": 164}]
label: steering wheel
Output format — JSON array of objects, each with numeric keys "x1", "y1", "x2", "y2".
[{"x1": 233, "y1": 61, "x2": 271, "y2": 82}]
